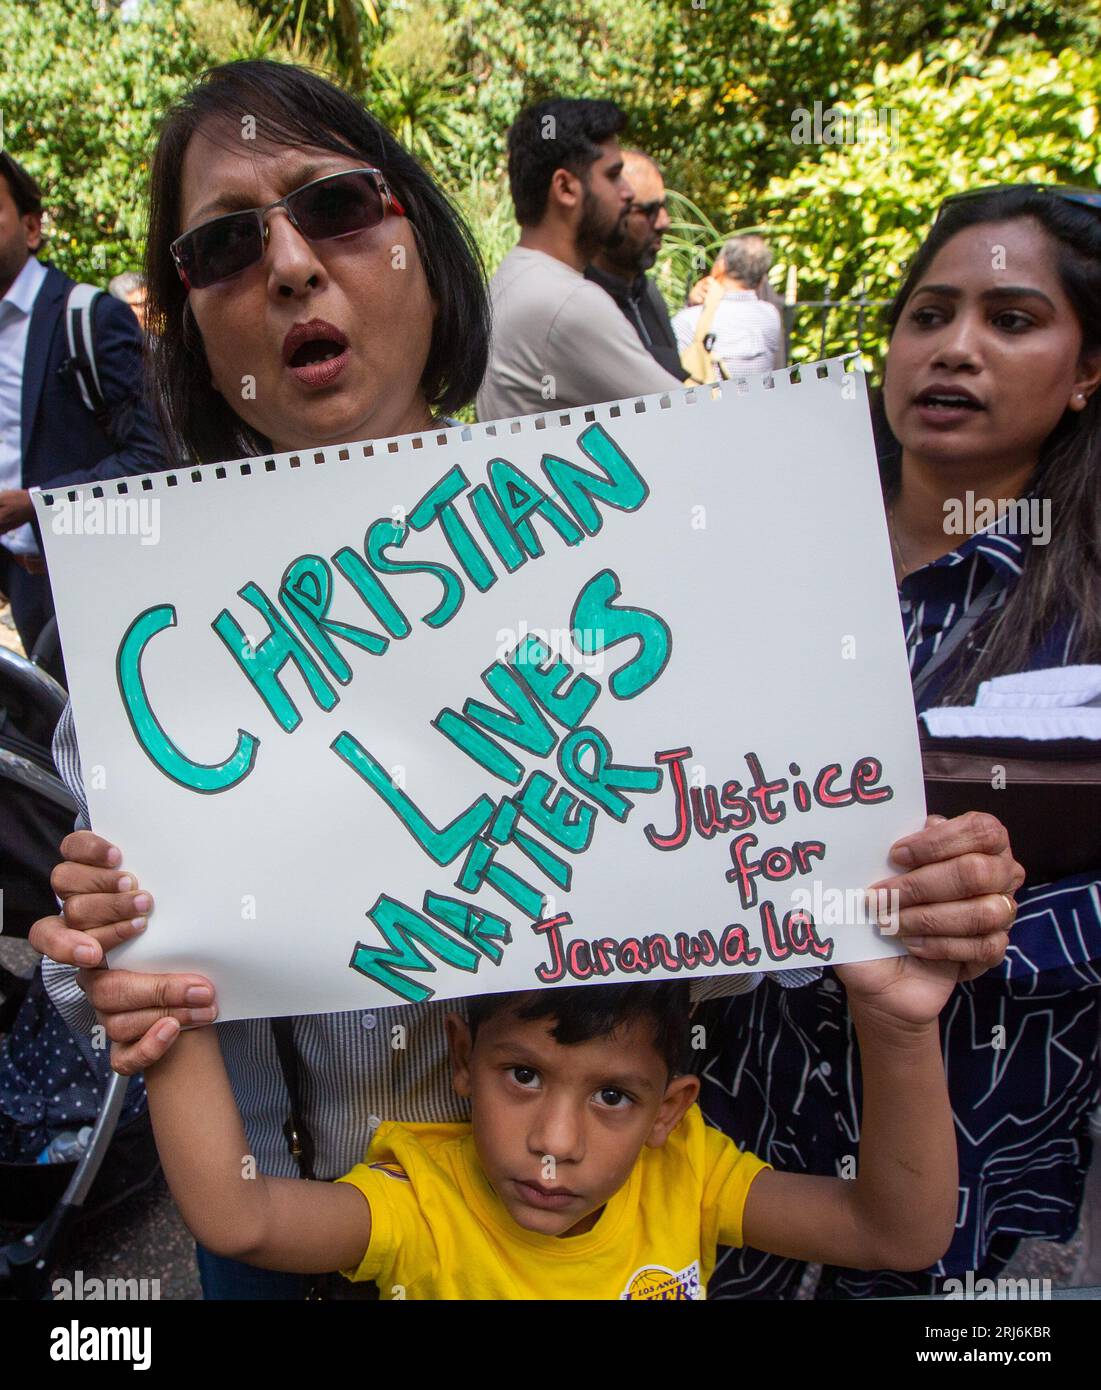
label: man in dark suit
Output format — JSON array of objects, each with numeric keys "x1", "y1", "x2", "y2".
[{"x1": 0, "y1": 152, "x2": 164, "y2": 664}]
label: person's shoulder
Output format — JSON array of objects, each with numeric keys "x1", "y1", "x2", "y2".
[
  {"x1": 91, "y1": 287, "x2": 142, "y2": 341},
  {"x1": 552, "y1": 272, "x2": 637, "y2": 334},
  {"x1": 641, "y1": 275, "x2": 673, "y2": 313},
  {"x1": 638, "y1": 1103, "x2": 716, "y2": 1180},
  {"x1": 367, "y1": 1120, "x2": 472, "y2": 1175},
  {"x1": 491, "y1": 247, "x2": 574, "y2": 295},
  {"x1": 23, "y1": 261, "x2": 69, "y2": 320},
  {"x1": 35, "y1": 260, "x2": 72, "y2": 291},
  {"x1": 489, "y1": 251, "x2": 581, "y2": 345}
]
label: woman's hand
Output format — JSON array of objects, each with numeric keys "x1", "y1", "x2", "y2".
[
  {"x1": 34, "y1": 831, "x2": 151, "y2": 965},
  {"x1": 837, "y1": 811, "x2": 1024, "y2": 1026},
  {"x1": 875, "y1": 811, "x2": 1023, "y2": 971},
  {"x1": 30, "y1": 830, "x2": 217, "y2": 1075}
]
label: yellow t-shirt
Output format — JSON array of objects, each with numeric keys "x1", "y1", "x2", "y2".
[{"x1": 336, "y1": 1103, "x2": 768, "y2": 1300}]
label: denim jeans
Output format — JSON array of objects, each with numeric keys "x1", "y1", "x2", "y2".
[{"x1": 195, "y1": 1244, "x2": 308, "y2": 1300}]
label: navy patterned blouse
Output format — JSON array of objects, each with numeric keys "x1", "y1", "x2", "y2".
[{"x1": 699, "y1": 523, "x2": 1101, "y2": 1298}]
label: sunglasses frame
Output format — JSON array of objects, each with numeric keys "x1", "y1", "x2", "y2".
[
  {"x1": 934, "y1": 182, "x2": 1101, "y2": 224},
  {"x1": 170, "y1": 166, "x2": 407, "y2": 290},
  {"x1": 629, "y1": 198, "x2": 668, "y2": 221}
]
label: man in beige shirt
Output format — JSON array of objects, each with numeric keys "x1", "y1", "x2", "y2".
[{"x1": 477, "y1": 99, "x2": 684, "y2": 422}]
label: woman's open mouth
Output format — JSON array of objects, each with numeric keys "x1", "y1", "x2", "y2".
[
  {"x1": 282, "y1": 319, "x2": 350, "y2": 389},
  {"x1": 912, "y1": 385, "x2": 986, "y2": 427}
]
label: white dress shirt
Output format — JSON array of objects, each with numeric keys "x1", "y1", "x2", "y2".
[
  {"x1": 672, "y1": 289, "x2": 782, "y2": 377},
  {"x1": 0, "y1": 253, "x2": 48, "y2": 554}
]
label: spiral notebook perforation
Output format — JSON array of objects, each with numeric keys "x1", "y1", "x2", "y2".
[{"x1": 35, "y1": 355, "x2": 861, "y2": 509}]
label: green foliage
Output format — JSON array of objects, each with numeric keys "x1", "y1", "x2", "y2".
[
  {"x1": 758, "y1": 41, "x2": 1101, "y2": 365},
  {"x1": 441, "y1": 159, "x2": 514, "y2": 281},
  {"x1": 0, "y1": 0, "x2": 216, "y2": 283},
  {"x1": 175, "y1": 0, "x2": 293, "y2": 62},
  {"x1": 244, "y1": 0, "x2": 380, "y2": 85},
  {"x1": 6, "y1": 0, "x2": 1098, "y2": 373},
  {"x1": 362, "y1": 62, "x2": 468, "y2": 167}
]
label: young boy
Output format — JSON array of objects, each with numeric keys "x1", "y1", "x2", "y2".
[{"x1": 145, "y1": 950, "x2": 960, "y2": 1299}]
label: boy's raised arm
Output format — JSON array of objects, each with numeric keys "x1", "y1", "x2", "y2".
[
  {"x1": 741, "y1": 961, "x2": 959, "y2": 1272},
  {"x1": 144, "y1": 1021, "x2": 372, "y2": 1274}
]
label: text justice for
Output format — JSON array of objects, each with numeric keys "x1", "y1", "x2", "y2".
[{"x1": 645, "y1": 746, "x2": 895, "y2": 907}]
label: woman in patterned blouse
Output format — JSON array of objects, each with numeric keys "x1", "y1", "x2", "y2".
[{"x1": 700, "y1": 184, "x2": 1101, "y2": 1298}]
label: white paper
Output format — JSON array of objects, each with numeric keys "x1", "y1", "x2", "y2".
[{"x1": 34, "y1": 359, "x2": 926, "y2": 1020}]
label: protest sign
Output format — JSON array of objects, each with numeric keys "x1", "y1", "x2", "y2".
[{"x1": 34, "y1": 359, "x2": 926, "y2": 1020}]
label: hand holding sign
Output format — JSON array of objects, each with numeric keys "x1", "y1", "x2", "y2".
[
  {"x1": 33, "y1": 812, "x2": 1020, "y2": 1074},
  {"x1": 33, "y1": 362, "x2": 1018, "y2": 1022}
]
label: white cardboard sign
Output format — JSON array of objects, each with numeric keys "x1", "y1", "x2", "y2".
[{"x1": 34, "y1": 361, "x2": 925, "y2": 1020}]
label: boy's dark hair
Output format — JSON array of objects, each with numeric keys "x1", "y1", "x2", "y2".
[
  {"x1": 0, "y1": 153, "x2": 43, "y2": 245},
  {"x1": 466, "y1": 982, "x2": 691, "y2": 1076},
  {"x1": 507, "y1": 98, "x2": 627, "y2": 226},
  {"x1": 144, "y1": 59, "x2": 490, "y2": 464}
]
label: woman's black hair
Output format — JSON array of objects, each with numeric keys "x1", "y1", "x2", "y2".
[
  {"x1": 874, "y1": 187, "x2": 1101, "y2": 702},
  {"x1": 144, "y1": 59, "x2": 489, "y2": 464}
]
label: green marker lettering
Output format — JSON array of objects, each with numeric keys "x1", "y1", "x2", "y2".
[
  {"x1": 511, "y1": 635, "x2": 600, "y2": 729},
  {"x1": 279, "y1": 555, "x2": 388, "y2": 682},
  {"x1": 366, "y1": 517, "x2": 463, "y2": 629},
  {"x1": 117, "y1": 604, "x2": 258, "y2": 793},
  {"x1": 487, "y1": 458, "x2": 584, "y2": 559},
  {"x1": 542, "y1": 423, "x2": 649, "y2": 535},
  {"x1": 409, "y1": 466, "x2": 497, "y2": 592},
  {"x1": 213, "y1": 582, "x2": 338, "y2": 732},
  {"x1": 571, "y1": 569, "x2": 671, "y2": 700},
  {"x1": 558, "y1": 727, "x2": 662, "y2": 822},
  {"x1": 332, "y1": 730, "x2": 494, "y2": 864}
]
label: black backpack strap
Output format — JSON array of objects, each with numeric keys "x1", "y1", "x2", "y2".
[
  {"x1": 270, "y1": 1017, "x2": 318, "y2": 1181},
  {"x1": 63, "y1": 283, "x2": 110, "y2": 429}
]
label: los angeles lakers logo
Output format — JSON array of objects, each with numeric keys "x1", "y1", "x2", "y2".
[
  {"x1": 367, "y1": 1160, "x2": 410, "y2": 1183},
  {"x1": 621, "y1": 1261, "x2": 701, "y2": 1300}
]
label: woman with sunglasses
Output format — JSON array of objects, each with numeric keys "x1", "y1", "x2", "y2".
[
  {"x1": 33, "y1": 58, "x2": 486, "y2": 1302},
  {"x1": 699, "y1": 184, "x2": 1101, "y2": 1299},
  {"x1": 31, "y1": 60, "x2": 1022, "y2": 1301}
]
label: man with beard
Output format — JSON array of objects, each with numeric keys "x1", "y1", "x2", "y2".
[
  {"x1": 478, "y1": 100, "x2": 683, "y2": 420},
  {"x1": 585, "y1": 150, "x2": 688, "y2": 380}
]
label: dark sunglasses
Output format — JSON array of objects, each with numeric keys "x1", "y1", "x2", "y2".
[
  {"x1": 629, "y1": 198, "x2": 668, "y2": 221},
  {"x1": 935, "y1": 183, "x2": 1101, "y2": 224},
  {"x1": 170, "y1": 167, "x2": 406, "y2": 290}
]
